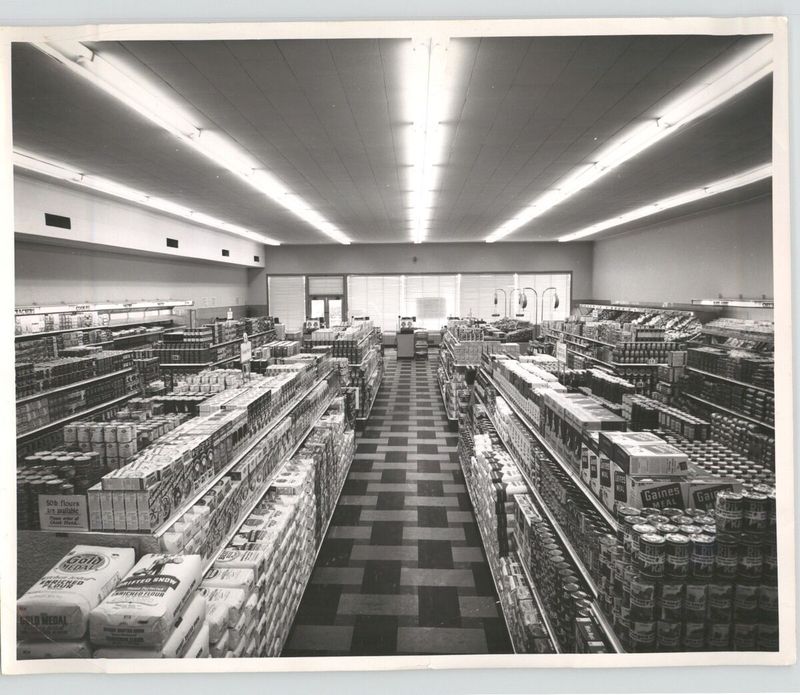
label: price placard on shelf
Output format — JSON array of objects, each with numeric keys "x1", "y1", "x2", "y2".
[{"x1": 38, "y1": 495, "x2": 89, "y2": 532}]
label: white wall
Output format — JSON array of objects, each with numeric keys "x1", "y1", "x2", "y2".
[
  {"x1": 15, "y1": 241, "x2": 250, "y2": 318},
  {"x1": 591, "y1": 196, "x2": 773, "y2": 312},
  {"x1": 263, "y1": 241, "x2": 594, "y2": 300},
  {"x1": 14, "y1": 174, "x2": 265, "y2": 269}
]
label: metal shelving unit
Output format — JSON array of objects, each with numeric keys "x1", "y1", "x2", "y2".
[
  {"x1": 16, "y1": 367, "x2": 134, "y2": 405},
  {"x1": 477, "y1": 389, "x2": 623, "y2": 653},
  {"x1": 683, "y1": 392, "x2": 774, "y2": 431},
  {"x1": 153, "y1": 365, "x2": 336, "y2": 537},
  {"x1": 685, "y1": 366, "x2": 773, "y2": 394},
  {"x1": 485, "y1": 370, "x2": 618, "y2": 532}
]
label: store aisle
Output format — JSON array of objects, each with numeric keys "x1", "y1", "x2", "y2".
[{"x1": 283, "y1": 350, "x2": 512, "y2": 656}]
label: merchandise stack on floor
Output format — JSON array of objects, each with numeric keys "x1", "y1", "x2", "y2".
[{"x1": 283, "y1": 350, "x2": 512, "y2": 656}]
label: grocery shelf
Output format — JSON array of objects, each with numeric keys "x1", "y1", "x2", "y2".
[
  {"x1": 355, "y1": 364, "x2": 383, "y2": 422},
  {"x1": 153, "y1": 365, "x2": 336, "y2": 537},
  {"x1": 701, "y1": 326, "x2": 774, "y2": 344},
  {"x1": 209, "y1": 328, "x2": 275, "y2": 350},
  {"x1": 438, "y1": 378, "x2": 458, "y2": 424},
  {"x1": 17, "y1": 391, "x2": 139, "y2": 442},
  {"x1": 515, "y1": 556, "x2": 563, "y2": 654},
  {"x1": 15, "y1": 317, "x2": 176, "y2": 341},
  {"x1": 686, "y1": 366, "x2": 773, "y2": 394},
  {"x1": 545, "y1": 329, "x2": 615, "y2": 348},
  {"x1": 16, "y1": 367, "x2": 134, "y2": 405},
  {"x1": 683, "y1": 392, "x2": 774, "y2": 431},
  {"x1": 459, "y1": 454, "x2": 522, "y2": 654},
  {"x1": 568, "y1": 349, "x2": 665, "y2": 369},
  {"x1": 484, "y1": 370, "x2": 618, "y2": 531},
  {"x1": 478, "y1": 392, "x2": 622, "y2": 653},
  {"x1": 200, "y1": 391, "x2": 336, "y2": 574}
]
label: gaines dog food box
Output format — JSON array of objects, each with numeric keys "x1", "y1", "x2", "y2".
[{"x1": 17, "y1": 545, "x2": 135, "y2": 641}]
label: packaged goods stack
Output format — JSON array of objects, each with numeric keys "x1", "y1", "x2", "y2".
[
  {"x1": 89, "y1": 553, "x2": 208, "y2": 658},
  {"x1": 16, "y1": 350, "x2": 138, "y2": 436},
  {"x1": 459, "y1": 416, "x2": 556, "y2": 653},
  {"x1": 17, "y1": 545, "x2": 135, "y2": 659}
]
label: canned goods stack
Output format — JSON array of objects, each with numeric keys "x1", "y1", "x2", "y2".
[
  {"x1": 16, "y1": 450, "x2": 105, "y2": 529},
  {"x1": 514, "y1": 494, "x2": 610, "y2": 652},
  {"x1": 710, "y1": 412, "x2": 775, "y2": 471},
  {"x1": 657, "y1": 430, "x2": 776, "y2": 486},
  {"x1": 598, "y1": 488, "x2": 778, "y2": 652}
]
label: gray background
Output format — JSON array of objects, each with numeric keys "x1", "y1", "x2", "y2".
[{"x1": 2, "y1": 0, "x2": 798, "y2": 692}]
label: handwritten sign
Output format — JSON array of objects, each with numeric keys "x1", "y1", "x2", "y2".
[
  {"x1": 556, "y1": 341, "x2": 568, "y2": 366},
  {"x1": 38, "y1": 495, "x2": 89, "y2": 532}
]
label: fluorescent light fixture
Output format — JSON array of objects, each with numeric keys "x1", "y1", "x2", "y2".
[
  {"x1": 408, "y1": 37, "x2": 450, "y2": 244},
  {"x1": 34, "y1": 40, "x2": 351, "y2": 244},
  {"x1": 558, "y1": 163, "x2": 771, "y2": 242},
  {"x1": 487, "y1": 37, "x2": 773, "y2": 243},
  {"x1": 14, "y1": 150, "x2": 281, "y2": 246}
]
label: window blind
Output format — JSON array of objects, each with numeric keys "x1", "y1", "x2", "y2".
[
  {"x1": 268, "y1": 275, "x2": 306, "y2": 331},
  {"x1": 517, "y1": 273, "x2": 571, "y2": 322},
  {"x1": 403, "y1": 275, "x2": 458, "y2": 330},
  {"x1": 308, "y1": 276, "x2": 344, "y2": 295},
  {"x1": 347, "y1": 275, "x2": 403, "y2": 331},
  {"x1": 458, "y1": 274, "x2": 515, "y2": 321}
]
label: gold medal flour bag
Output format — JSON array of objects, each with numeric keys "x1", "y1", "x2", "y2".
[
  {"x1": 17, "y1": 545, "x2": 135, "y2": 641},
  {"x1": 89, "y1": 554, "x2": 202, "y2": 649}
]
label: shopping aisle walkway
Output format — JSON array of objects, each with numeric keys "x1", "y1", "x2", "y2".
[{"x1": 283, "y1": 350, "x2": 512, "y2": 656}]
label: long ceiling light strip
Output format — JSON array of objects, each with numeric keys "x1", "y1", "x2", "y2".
[
  {"x1": 14, "y1": 150, "x2": 281, "y2": 246},
  {"x1": 409, "y1": 37, "x2": 450, "y2": 244},
  {"x1": 558, "y1": 163, "x2": 771, "y2": 242},
  {"x1": 34, "y1": 40, "x2": 351, "y2": 245},
  {"x1": 486, "y1": 38, "x2": 774, "y2": 243}
]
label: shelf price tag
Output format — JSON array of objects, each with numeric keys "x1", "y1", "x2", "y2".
[{"x1": 38, "y1": 495, "x2": 89, "y2": 532}]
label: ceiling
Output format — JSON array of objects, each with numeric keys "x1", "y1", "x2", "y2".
[{"x1": 11, "y1": 35, "x2": 772, "y2": 245}]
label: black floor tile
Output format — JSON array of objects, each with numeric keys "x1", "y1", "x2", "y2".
[
  {"x1": 331, "y1": 505, "x2": 362, "y2": 527},
  {"x1": 350, "y1": 615, "x2": 399, "y2": 655},
  {"x1": 416, "y1": 430, "x2": 437, "y2": 439},
  {"x1": 417, "y1": 443, "x2": 439, "y2": 454},
  {"x1": 418, "y1": 586, "x2": 461, "y2": 628},
  {"x1": 361, "y1": 560, "x2": 402, "y2": 594},
  {"x1": 457, "y1": 493, "x2": 473, "y2": 511},
  {"x1": 381, "y1": 469, "x2": 407, "y2": 484},
  {"x1": 483, "y1": 617, "x2": 514, "y2": 653},
  {"x1": 417, "y1": 539, "x2": 454, "y2": 570},
  {"x1": 387, "y1": 436, "x2": 409, "y2": 446},
  {"x1": 376, "y1": 491, "x2": 407, "y2": 510},
  {"x1": 418, "y1": 461, "x2": 441, "y2": 474},
  {"x1": 292, "y1": 584, "x2": 343, "y2": 625},
  {"x1": 471, "y1": 564, "x2": 496, "y2": 596},
  {"x1": 417, "y1": 480, "x2": 444, "y2": 497},
  {"x1": 370, "y1": 521, "x2": 405, "y2": 546},
  {"x1": 384, "y1": 451, "x2": 409, "y2": 463},
  {"x1": 463, "y1": 523, "x2": 482, "y2": 547},
  {"x1": 417, "y1": 506, "x2": 449, "y2": 528},
  {"x1": 343, "y1": 480, "x2": 369, "y2": 495},
  {"x1": 317, "y1": 539, "x2": 354, "y2": 567},
  {"x1": 356, "y1": 442, "x2": 378, "y2": 454}
]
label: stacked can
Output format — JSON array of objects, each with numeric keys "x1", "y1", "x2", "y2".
[{"x1": 597, "y1": 488, "x2": 777, "y2": 652}]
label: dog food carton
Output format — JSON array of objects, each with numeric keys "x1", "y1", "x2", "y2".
[
  {"x1": 17, "y1": 545, "x2": 135, "y2": 641},
  {"x1": 89, "y1": 554, "x2": 202, "y2": 649}
]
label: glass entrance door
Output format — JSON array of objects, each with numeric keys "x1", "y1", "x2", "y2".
[{"x1": 308, "y1": 295, "x2": 344, "y2": 328}]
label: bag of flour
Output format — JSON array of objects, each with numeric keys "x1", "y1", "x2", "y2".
[
  {"x1": 196, "y1": 586, "x2": 246, "y2": 643},
  {"x1": 92, "y1": 593, "x2": 206, "y2": 658},
  {"x1": 17, "y1": 640, "x2": 92, "y2": 659},
  {"x1": 184, "y1": 622, "x2": 210, "y2": 658},
  {"x1": 89, "y1": 554, "x2": 201, "y2": 649},
  {"x1": 17, "y1": 545, "x2": 135, "y2": 641}
]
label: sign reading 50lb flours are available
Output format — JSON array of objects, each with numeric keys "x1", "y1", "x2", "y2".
[{"x1": 38, "y1": 495, "x2": 89, "y2": 531}]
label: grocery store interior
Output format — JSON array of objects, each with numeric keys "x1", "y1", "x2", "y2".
[{"x1": 13, "y1": 32, "x2": 777, "y2": 660}]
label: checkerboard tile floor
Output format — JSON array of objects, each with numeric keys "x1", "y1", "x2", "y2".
[{"x1": 283, "y1": 350, "x2": 512, "y2": 656}]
